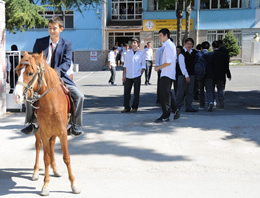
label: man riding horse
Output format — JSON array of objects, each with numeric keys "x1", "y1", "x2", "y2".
[{"x1": 20, "y1": 16, "x2": 84, "y2": 136}]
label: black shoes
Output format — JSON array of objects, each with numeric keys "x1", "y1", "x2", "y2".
[
  {"x1": 185, "y1": 108, "x2": 198, "y2": 112},
  {"x1": 67, "y1": 125, "x2": 83, "y2": 137},
  {"x1": 154, "y1": 117, "x2": 170, "y2": 123},
  {"x1": 121, "y1": 108, "x2": 130, "y2": 113},
  {"x1": 173, "y1": 109, "x2": 180, "y2": 120},
  {"x1": 21, "y1": 124, "x2": 38, "y2": 135},
  {"x1": 208, "y1": 103, "x2": 214, "y2": 112}
]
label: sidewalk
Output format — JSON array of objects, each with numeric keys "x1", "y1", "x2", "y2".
[{"x1": 0, "y1": 65, "x2": 260, "y2": 198}]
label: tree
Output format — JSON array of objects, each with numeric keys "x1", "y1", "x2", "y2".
[
  {"x1": 223, "y1": 31, "x2": 240, "y2": 57},
  {"x1": 4, "y1": 0, "x2": 101, "y2": 33},
  {"x1": 182, "y1": 0, "x2": 193, "y2": 44},
  {"x1": 157, "y1": 0, "x2": 193, "y2": 46}
]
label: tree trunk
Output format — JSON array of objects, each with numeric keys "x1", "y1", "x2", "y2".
[
  {"x1": 176, "y1": 0, "x2": 183, "y2": 46},
  {"x1": 182, "y1": 0, "x2": 192, "y2": 45}
]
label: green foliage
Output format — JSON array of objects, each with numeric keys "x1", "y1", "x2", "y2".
[
  {"x1": 4, "y1": 0, "x2": 102, "y2": 33},
  {"x1": 223, "y1": 31, "x2": 240, "y2": 57},
  {"x1": 5, "y1": 0, "x2": 48, "y2": 33}
]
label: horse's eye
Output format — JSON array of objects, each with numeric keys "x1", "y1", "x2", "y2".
[{"x1": 28, "y1": 72, "x2": 33, "y2": 76}]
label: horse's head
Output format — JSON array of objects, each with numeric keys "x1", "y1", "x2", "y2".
[{"x1": 14, "y1": 51, "x2": 45, "y2": 104}]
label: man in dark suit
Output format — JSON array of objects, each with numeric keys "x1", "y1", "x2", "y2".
[{"x1": 21, "y1": 16, "x2": 84, "y2": 136}]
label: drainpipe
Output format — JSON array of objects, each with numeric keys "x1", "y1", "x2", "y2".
[{"x1": 196, "y1": 0, "x2": 200, "y2": 45}]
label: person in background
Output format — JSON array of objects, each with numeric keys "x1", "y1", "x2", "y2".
[
  {"x1": 211, "y1": 40, "x2": 231, "y2": 109},
  {"x1": 120, "y1": 43, "x2": 129, "y2": 66},
  {"x1": 143, "y1": 41, "x2": 153, "y2": 85},
  {"x1": 176, "y1": 38, "x2": 198, "y2": 112},
  {"x1": 121, "y1": 37, "x2": 146, "y2": 113},
  {"x1": 154, "y1": 28, "x2": 180, "y2": 122},
  {"x1": 8, "y1": 45, "x2": 19, "y2": 94},
  {"x1": 108, "y1": 46, "x2": 118, "y2": 85},
  {"x1": 175, "y1": 45, "x2": 183, "y2": 95}
]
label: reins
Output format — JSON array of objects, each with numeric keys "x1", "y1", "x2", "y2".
[{"x1": 17, "y1": 61, "x2": 55, "y2": 109}]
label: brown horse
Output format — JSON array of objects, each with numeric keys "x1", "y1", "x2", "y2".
[{"x1": 14, "y1": 51, "x2": 80, "y2": 196}]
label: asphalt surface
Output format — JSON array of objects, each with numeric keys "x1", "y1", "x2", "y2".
[{"x1": 0, "y1": 65, "x2": 260, "y2": 198}]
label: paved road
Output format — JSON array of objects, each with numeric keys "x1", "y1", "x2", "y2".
[{"x1": 0, "y1": 66, "x2": 260, "y2": 198}]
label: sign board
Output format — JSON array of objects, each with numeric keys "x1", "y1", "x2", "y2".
[
  {"x1": 143, "y1": 19, "x2": 193, "y2": 31},
  {"x1": 90, "y1": 51, "x2": 97, "y2": 61}
]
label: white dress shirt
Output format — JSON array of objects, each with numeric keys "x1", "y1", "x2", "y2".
[
  {"x1": 160, "y1": 39, "x2": 177, "y2": 80},
  {"x1": 178, "y1": 47, "x2": 193, "y2": 78},
  {"x1": 155, "y1": 46, "x2": 164, "y2": 67},
  {"x1": 123, "y1": 49, "x2": 146, "y2": 79},
  {"x1": 143, "y1": 48, "x2": 153, "y2": 61},
  {"x1": 47, "y1": 37, "x2": 59, "y2": 66},
  {"x1": 108, "y1": 50, "x2": 117, "y2": 67}
]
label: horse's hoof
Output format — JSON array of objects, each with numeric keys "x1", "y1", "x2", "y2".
[
  {"x1": 32, "y1": 173, "x2": 39, "y2": 181},
  {"x1": 72, "y1": 185, "x2": 81, "y2": 194},
  {"x1": 40, "y1": 188, "x2": 49, "y2": 196},
  {"x1": 53, "y1": 170, "x2": 62, "y2": 177}
]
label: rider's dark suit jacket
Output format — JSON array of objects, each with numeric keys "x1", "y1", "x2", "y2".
[{"x1": 33, "y1": 36, "x2": 75, "y2": 86}]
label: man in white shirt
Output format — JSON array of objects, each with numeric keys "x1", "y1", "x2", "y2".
[
  {"x1": 154, "y1": 28, "x2": 180, "y2": 122},
  {"x1": 121, "y1": 38, "x2": 146, "y2": 113},
  {"x1": 108, "y1": 46, "x2": 118, "y2": 85},
  {"x1": 143, "y1": 42, "x2": 153, "y2": 85}
]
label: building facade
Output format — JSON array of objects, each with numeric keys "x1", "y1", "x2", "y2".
[{"x1": 6, "y1": 0, "x2": 260, "y2": 71}]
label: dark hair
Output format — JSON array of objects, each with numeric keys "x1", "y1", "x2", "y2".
[
  {"x1": 218, "y1": 40, "x2": 223, "y2": 46},
  {"x1": 196, "y1": 44, "x2": 202, "y2": 50},
  {"x1": 147, "y1": 41, "x2": 151, "y2": 45},
  {"x1": 184, "y1": 37, "x2": 194, "y2": 45},
  {"x1": 131, "y1": 37, "x2": 139, "y2": 43},
  {"x1": 159, "y1": 28, "x2": 170, "y2": 39},
  {"x1": 212, "y1": 41, "x2": 219, "y2": 48},
  {"x1": 201, "y1": 41, "x2": 210, "y2": 49},
  {"x1": 112, "y1": 46, "x2": 118, "y2": 51},
  {"x1": 11, "y1": 44, "x2": 18, "y2": 51},
  {"x1": 176, "y1": 45, "x2": 183, "y2": 50},
  {"x1": 49, "y1": 16, "x2": 64, "y2": 28}
]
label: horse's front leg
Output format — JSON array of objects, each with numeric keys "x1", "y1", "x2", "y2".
[
  {"x1": 40, "y1": 135, "x2": 51, "y2": 196},
  {"x1": 59, "y1": 131, "x2": 80, "y2": 194},
  {"x1": 49, "y1": 136, "x2": 62, "y2": 177},
  {"x1": 32, "y1": 132, "x2": 41, "y2": 181}
]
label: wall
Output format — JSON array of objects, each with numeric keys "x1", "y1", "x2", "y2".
[{"x1": 0, "y1": 0, "x2": 5, "y2": 116}]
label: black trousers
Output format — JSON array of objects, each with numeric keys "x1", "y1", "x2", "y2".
[
  {"x1": 109, "y1": 66, "x2": 116, "y2": 83},
  {"x1": 160, "y1": 76, "x2": 177, "y2": 119},
  {"x1": 124, "y1": 76, "x2": 141, "y2": 110},
  {"x1": 156, "y1": 70, "x2": 161, "y2": 103},
  {"x1": 145, "y1": 60, "x2": 153, "y2": 83}
]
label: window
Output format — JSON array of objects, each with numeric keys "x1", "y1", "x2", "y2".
[
  {"x1": 207, "y1": 30, "x2": 242, "y2": 46},
  {"x1": 111, "y1": 0, "x2": 142, "y2": 20},
  {"x1": 200, "y1": 0, "x2": 250, "y2": 9},
  {"x1": 37, "y1": 10, "x2": 74, "y2": 29},
  {"x1": 152, "y1": 0, "x2": 195, "y2": 11}
]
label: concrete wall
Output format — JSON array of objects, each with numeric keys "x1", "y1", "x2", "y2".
[{"x1": 0, "y1": 0, "x2": 5, "y2": 116}]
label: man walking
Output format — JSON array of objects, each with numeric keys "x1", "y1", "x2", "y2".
[
  {"x1": 143, "y1": 41, "x2": 153, "y2": 85},
  {"x1": 108, "y1": 46, "x2": 118, "y2": 85}
]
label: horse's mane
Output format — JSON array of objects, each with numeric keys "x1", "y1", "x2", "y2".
[{"x1": 31, "y1": 53, "x2": 61, "y2": 87}]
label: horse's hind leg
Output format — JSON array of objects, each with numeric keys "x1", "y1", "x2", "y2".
[
  {"x1": 32, "y1": 132, "x2": 41, "y2": 181},
  {"x1": 40, "y1": 135, "x2": 51, "y2": 196},
  {"x1": 49, "y1": 136, "x2": 62, "y2": 177},
  {"x1": 59, "y1": 133, "x2": 80, "y2": 194}
]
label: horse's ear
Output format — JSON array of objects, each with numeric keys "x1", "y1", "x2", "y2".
[
  {"x1": 24, "y1": 51, "x2": 29, "y2": 56},
  {"x1": 40, "y1": 51, "x2": 44, "y2": 60}
]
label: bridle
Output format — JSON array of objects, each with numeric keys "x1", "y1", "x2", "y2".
[{"x1": 17, "y1": 61, "x2": 54, "y2": 109}]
